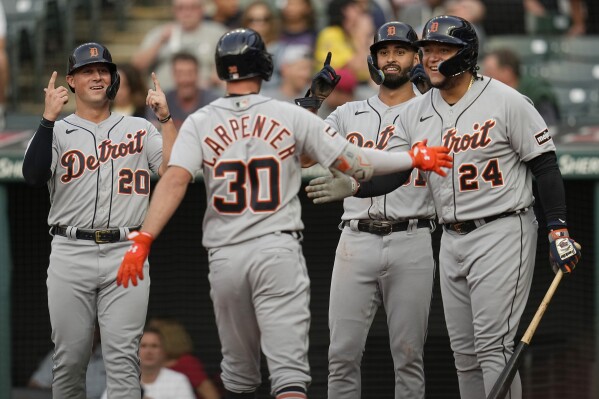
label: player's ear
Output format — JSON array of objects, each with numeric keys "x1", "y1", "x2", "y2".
[
  {"x1": 414, "y1": 50, "x2": 421, "y2": 66},
  {"x1": 66, "y1": 75, "x2": 76, "y2": 93}
]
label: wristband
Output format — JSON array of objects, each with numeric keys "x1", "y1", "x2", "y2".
[
  {"x1": 40, "y1": 117, "x2": 55, "y2": 128},
  {"x1": 158, "y1": 114, "x2": 172, "y2": 123}
]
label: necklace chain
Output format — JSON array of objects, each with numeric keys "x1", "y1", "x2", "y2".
[{"x1": 467, "y1": 76, "x2": 475, "y2": 91}]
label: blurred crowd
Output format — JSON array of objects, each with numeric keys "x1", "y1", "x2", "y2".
[{"x1": 1, "y1": 0, "x2": 599, "y2": 132}]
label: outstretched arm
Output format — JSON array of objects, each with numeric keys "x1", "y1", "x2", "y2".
[{"x1": 116, "y1": 166, "x2": 191, "y2": 288}]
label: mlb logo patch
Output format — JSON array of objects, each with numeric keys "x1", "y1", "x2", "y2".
[
  {"x1": 535, "y1": 129, "x2": 552, "y2": 145},
  {"x1": 235, "y1": 99, "x2": 250, "y2": 109}
]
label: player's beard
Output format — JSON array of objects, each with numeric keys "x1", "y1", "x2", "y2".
[
  {"x1": 430, "y1": 72, "x2": 464, "y2": 90},
  {"x1": 382, "y1": 71, "x2": 410, "y2": 90}
]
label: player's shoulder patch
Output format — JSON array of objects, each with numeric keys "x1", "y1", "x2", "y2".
[{"x1": 534, "y1": 129, "x2": 552, "y2": 145}]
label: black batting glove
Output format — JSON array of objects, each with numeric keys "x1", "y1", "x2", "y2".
[
  {"x1": 409, "y1": 64, "x2": 431, "y2": 94},
  {"x1": 295, "y1": 52, "x2": 340, "y2": 110}
]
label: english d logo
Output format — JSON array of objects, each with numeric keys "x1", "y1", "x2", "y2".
[
  {"x1": 228, "y1": 65, "x2": 238, "y2": 74},
  {"x1": 430, "y1": 22, "x2": 439, "y2": 32},
  {"x1": 89, "y1": 47, "x2": 99, "y2": 57},
  {"x1": 387, "y1": 26, "x2": 396, "y2": 36}
]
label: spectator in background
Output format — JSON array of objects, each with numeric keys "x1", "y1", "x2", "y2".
[
  {"x1": 278, "y1": 0, "x2": 318, "y2": 50},
  {"x1": 0, "y1": 2, "x2": 8, "y2": 131},
  {"x1": 398, "y1": 0, "x2": 446, "y2": 34},
  {"x1": 112, "y1": 63, "x2": 149, "y2": 118},
  {"x1": 400, "y1": 0, "x2": 485, "y2": 42},
  {"x1": 445, "y1": 0, "x2": 486, "y2": 49},
  {"x1": 482, "y1": 48, "x2": 560, "y2": 127},
  {"x1": 205, "y1": 0, "x2": 242, "y2": 29},
  {"x1": 149, "y1": 318, "x2": 222, "y2": 399},
  {"x1": 523, "y1": 0, "x2": 586, "y2": 36},
  {"x1": 241, "y1": 1, "x2": 283, "y2": 89},
  {"x1": 314, "y1": 0, "x2": 374, "y2": 87},
  {"x1": 262, "y1": 44, "x2": 314, "y2": 102},
  {"x1": 131, "y1": 0, "x2": 227, "y2": 91},
  {"x1": 29, "y1": 325, "x2": 106, "y2": 399},
  {"x1": 149, "y1": 52, "x2": 219, "y2": 130},
  {"x1": 355, "y1": 0, "x2": 387, "y2": 28},
  {"x1": 101, "y1": 327, "x2": 196, "y2": 399}
]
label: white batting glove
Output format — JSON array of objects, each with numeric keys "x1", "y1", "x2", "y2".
[{"x1": 305, "y1": 168, "x2": 359, "y2": 204}]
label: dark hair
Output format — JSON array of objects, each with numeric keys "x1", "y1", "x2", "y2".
[
  {"x1": 143, "y1": 326, "x2": 165, "y2": 342},
  {"x1": 487, "y1": 48, "x2": 521, "y2": 79},
  {"x1": 327, "y1": 0, "x2": 357, "y2": 27},
  {"x1": 241, "y1": 1, "x2": 279, "y2": 43},
  {"x1": 281, "y1": 0, "x2": 316, "y2": 31},
  {"x1": 171, "y1": 51, "x2": 200, "y2": 67}
]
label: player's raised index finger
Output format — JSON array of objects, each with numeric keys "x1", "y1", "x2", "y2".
[
  {"x1": 151, "y1": 72, "x2": 161, "y2": 92},
  {"x1": 48, "y1": 71, "x2": 58, "y2": 90},
  {"x1": 324, "y1": 52, "x2": 332, "y2": 67}
]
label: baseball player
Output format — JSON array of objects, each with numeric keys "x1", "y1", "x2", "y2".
[
  {"x1": 115, "y1": 28, "x2": 452, "y2": 399},
  {"x1": 307, "y1": 16, "x2": 582, "y2": 399},
  {"x1": 21, "y1": 42, "x2": 177, "y2": 399},
  {"x1": 301, "y1": 22, "x2": 435, "y2": 399}
]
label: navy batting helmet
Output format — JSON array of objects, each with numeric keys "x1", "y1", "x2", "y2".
[
  {"x1": 367, "y1": 22, "x2": 418, "y2": 85},
  {"x1": 67, "y1": 42, "x2": 120, "y2": 100},
  {"x1": 414, "y1": 15, "x2": 479, "y2": 77},
  {"x1": 215, "y1": 28, "x2": 273, "y2": 82}
]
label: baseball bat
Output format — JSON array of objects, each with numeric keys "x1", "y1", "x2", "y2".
[{"x1": 486, "y1": 270, "x2": 564, "y2": 399}]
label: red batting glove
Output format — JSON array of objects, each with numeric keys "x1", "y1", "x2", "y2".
[
  {"x1": 408, "y1": 140, "x2": 453, "y2": 176},
  {"x1": 117, "y1": 231, "x2": 154, "y2": 288}
]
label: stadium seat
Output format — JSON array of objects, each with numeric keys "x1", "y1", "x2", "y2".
[
  {"x1": 552, "y1": 86, "x2": 599, "y2": 126},
  {"x1": 555, "y1": 35, "x2": 599, "y2": 63},
  {"x1": 539, "y1": 60, "x2": 599, "y2": 85},
  {"x1": 483, "y1": 35, "x2": 557, "y2": 64}
]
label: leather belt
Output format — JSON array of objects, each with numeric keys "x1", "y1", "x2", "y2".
[
  {"x1": 444, "y1": 208, "x2": 529, "y2": 235},
  {"x1": 52, "y1": 226, "x2": 140, "y2": 244},
  {"x1": 343, "y1": 219, "x2": 431, "y2": 236}
]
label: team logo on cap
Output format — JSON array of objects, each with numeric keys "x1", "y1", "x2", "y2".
[
  {"x1": 89, "y1": 47, "x2": 99, "y2": 57},
  {"x1": 387, "y1": 26, "x2": 396, "y2": 36},
  {"x1": 430, "y1": 22, "x2": 439, "y2": 32}
]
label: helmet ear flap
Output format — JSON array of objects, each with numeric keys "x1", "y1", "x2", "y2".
[
  {"x1": 107, "y1": 70, "x2": 120, "y2": 100},
  {"x1": 367, "y1": 54, "x2": 384, "y2": 85},
  {"x1": 438, "y1": 45, "x2": 477, "y2": 77}
]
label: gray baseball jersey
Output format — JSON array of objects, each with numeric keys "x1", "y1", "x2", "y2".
[
  {"x1": 47, "y1": 113, "x2": 163, "y2": 228},
  {"x1": 323, "y1": 94, "x2": 436, "y2": 399},
  {"x1": 392, "y1": 76, "x2": 553, "y2": 398},
  {"x1": 26, "y1": 111, "x2": 163, "y2": 399},
  {"x1": 169, "y1": 93, "x2": 349, "y2": 395},
  {"x1": 325, "y1": 94, "x2": 435, "y2": 221},
  {"x1": 392, "y1": 77, "x2": 555, "y2": 223},
  {"x1": 170, "y1": 94, "x2": 349, "y2": 248}
]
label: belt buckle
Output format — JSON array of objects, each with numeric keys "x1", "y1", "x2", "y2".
[
  {"x1": 94, "y1": 230, "x2": 114, "y2": 244},
  {"x1": 451, "y1": 222, "x2": 468, "y2": 235},
  {"x1": 371, "y1": 220, "x2": 393, "y2": 236}
]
